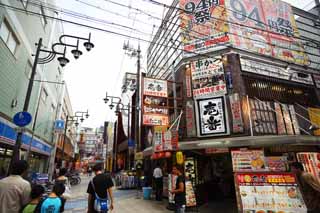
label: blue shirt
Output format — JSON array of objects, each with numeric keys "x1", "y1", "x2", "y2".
[{"x1": 40, "y1": 197, "x2": 62, "y2": 213}]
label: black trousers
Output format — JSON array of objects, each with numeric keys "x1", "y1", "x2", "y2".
[{"x1": 154, "y1": 177, "x2": 163, "y2": 201}]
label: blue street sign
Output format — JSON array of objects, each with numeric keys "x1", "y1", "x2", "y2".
[
  {"x1": 13, "y1": 111, "x2": 32, "y2": 127},
  {"x1": 54, "y1": 120, "x2": 65, "y2": 130},
  {"x1": 128, "y1": 139, "x2": 135, "y2": 148}
]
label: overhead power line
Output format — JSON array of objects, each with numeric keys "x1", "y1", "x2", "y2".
[{"x1": 1, "y1": 2, "x2": 320, "y2": 70}]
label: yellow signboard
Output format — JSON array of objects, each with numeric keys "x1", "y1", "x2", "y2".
[{"x1": 308, "y1": 108, "x2": 320, "y2": 136}]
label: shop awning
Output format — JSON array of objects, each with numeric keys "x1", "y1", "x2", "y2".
[{"x1": 143, "y1": 135, "x2": 320, "y2": 156}]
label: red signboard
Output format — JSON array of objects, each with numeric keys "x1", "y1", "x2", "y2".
[{"x1": 236, "y1": 173, "x2": 296, "y2": 185}]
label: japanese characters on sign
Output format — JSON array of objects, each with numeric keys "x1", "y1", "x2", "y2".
[
  {"x1": 179, "y1": 0, "x2": 229, "y2": 57},
  {"x1": 235, "y1": 172, "x2": 307, "y2": 213},
  {"x1": 143, "y1": 77, "x2": 169, "y2": 126},
  {"x1": 195, "y1": 96, "x2": 229, "y2": 137},
  {"x1": 143, "y1": 114, "x2": 169, "y2": 126},
  {"x1": 229, "y1": 93, "x2": 244, "y2": 133},
  {"x1": 274, "y1": 102, "x2": 300, "y2": 135},
  {"x1": 185, "y1": 66, "x2": 192, "y2": 97},
  {"x1": 240, "y1": 58, "x2": 314, "y2": 85},
  {"x1": 191, "y1": 58, "x2": 227, "y2": 99},
  {"x1": 153, "y1": 126, "x2": 179, "y2": 152},
  {"x1": 308, "y1": 107, "x2": 320, "y2": 136},
  {"x1": 143, "y1": 77, "x2": 168, "y2": 97},
  {"x1": 249, "y1": 99, "x2": 277, "y2": 135},
  {"x1": 231, "y1": 149, "x2": 267, "y2": 172},
  {"x1": 226, "y1": 0, "x2": 309, "y2": 65},
  {"x1": 186, "y1": 100, "x2": 197, "y2": 137}
]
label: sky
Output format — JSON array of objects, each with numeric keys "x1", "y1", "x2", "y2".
[{"x1": 55, "y1": 0, "x2": 316, "y2": 129}]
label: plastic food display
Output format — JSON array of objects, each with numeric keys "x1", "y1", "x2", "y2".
[
  {"x1": 231, "y1": 149, "x2": 268, "y2": 172},
  {"x1": 235, "y1": 173, "x2": 307, "y2": 213}
]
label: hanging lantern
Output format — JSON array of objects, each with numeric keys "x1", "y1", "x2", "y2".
[
  {"x1": 165, "y1": 151, "x2": 172, "y2": 158},
  {"x1": 151, "y1": 153, "x2": 158, "y2": 160},
  {"x1": 158, "y1": 152, "x2": 165, "y2": 159},
  {"x1": 176, "y1": 151, "x2": 184, "y2": 165}
]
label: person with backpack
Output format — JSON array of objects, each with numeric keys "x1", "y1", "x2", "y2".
[
  {"x1": 87, "y1": 163, "x2": 114, "y2": 213},
  {"x1": 21, "y1": 184, "x2": 45, "y2": 213},
  {"x1": 36, "y1": 182, "x2": 66, "y2": 213}
]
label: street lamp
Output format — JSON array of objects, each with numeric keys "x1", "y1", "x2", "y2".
[
  {"x1": 9, "y1": 33, "x2": 94, "y2": 174},
  {"x1": 61, "y1": 110, "x2": 89, "y2": 165}
]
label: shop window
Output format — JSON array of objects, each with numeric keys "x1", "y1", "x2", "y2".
[
  {"x1": 0, "y1": 148, "x2": 5, "y2": 155},
  {"x1": 0, "y1": 18, "x2": 19, "y2": 54}
]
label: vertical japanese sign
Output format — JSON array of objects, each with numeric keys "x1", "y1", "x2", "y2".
[
  {"x1": 185, "y1": 65, "x2": 192, "y2": 97},
  {"x1": 191, "y1": 58, "x2": 226, "y2": 99},
  {"x1": 229, "y1": 93, "x2": 244, "y2": 133},
  {"x1": 107, "y1": 122, "x2": 115, "y2": 153},
  {"x1": 143, "y1": 77, "x2": 169, "y2": 126},
  {"x1": 179, "y1": 0, "x2": 229, "y2": 57},
  {"x1": 195, "y1": 96, "x2": 229, "y2": 137},
  {"x1": 225, "y1": 0, "x2": 309, "y2": 65},
  {"x1": 186, "y1": 100, "x2": 197, "y2": 137}
]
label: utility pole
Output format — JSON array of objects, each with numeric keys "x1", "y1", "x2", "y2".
[
  {"x1": 136, "y1": 45, "x2": 141, "y2": 152},
  {"x1": 123, "y1": 42, "x2": 141, "y2": 153}
]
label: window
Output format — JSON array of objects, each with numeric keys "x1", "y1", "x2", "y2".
[
  {"x1": 40, "y1": 88, "x2": 48, "y2": 103},
  {"x1": 0, "y1": 19, "x2": 19, "y2": 54},
  {"x1": 39, "y1": 6, "x2": 47, "y2": 28}
]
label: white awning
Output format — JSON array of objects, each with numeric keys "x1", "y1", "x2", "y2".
[{"x1": 143, "y1": 135, "x2": 320, "y2": 156}]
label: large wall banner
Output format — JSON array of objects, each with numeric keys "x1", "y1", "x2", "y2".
[
  {"x1": 226, "y1": 0, "x2": 309, "y2": 65},
  {"x1": 191, "y1": 58, "x2": 227, "y2": 99},
  {"x1": 179, "y1": 0, "x2": 230, "y2": 57},
  {"x1": 195, "y1": 96, "x2": 229, "y2": 137}
]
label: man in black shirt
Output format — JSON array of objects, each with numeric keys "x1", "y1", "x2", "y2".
[
  {"x1": 87, "y1": 164, "x2": 114, "y2": 213},
  {"x1": 169, "y1": 165, "x2": 186, "y2": 213}
]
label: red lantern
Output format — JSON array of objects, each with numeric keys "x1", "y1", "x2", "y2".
[
  {"x1": 165, "y1": 152, "x2": 172, "y2": 158},
  {"x1": 158, "y1": 152, "x2": 165, "y2": 159},
  {"x1": 151, "y1": 153, "x2": 158, "y2": 160}
]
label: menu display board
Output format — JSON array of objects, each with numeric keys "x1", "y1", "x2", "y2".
[
  {"x1": 266, "y1": 156, "x2": 288, "y2": 172},
  {"x1": 249, "y1": 99, "x2": 277, "y2": 135},
  {"x1": 232, "y1": 149, "x2": 268, "y2": 172},
  {"x1": 185, "y1": 180, "x2": 197, "y2": 207},
  {"x1": 235, "y1": 172, "x2": 307, "y2": 213},
  {"x1": 297, "y1": 152, "x2": 320, "y2": 182}
]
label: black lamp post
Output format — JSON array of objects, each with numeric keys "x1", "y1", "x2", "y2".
[
  {"x1": 9, "y1": 33, "x2": 94, "y2": 174},
  {"x1": 61, "y1": 110, "x2": 89, "y2": 166}
]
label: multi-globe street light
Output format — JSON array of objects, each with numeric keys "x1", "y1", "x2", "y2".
[
  {"x1": 9, "y1": 33, "x2": 94, "y2": 173},
  {"x1": 61, "y1": 111, "x2": 89, "y2": 165}
]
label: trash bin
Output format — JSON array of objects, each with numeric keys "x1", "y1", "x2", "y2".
[{"x1": 142, "y1": 187, "x2": 152, "y2": 200}]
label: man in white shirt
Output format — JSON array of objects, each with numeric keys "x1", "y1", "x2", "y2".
[
  {"x1": 0, "y1": 160, "x2": 31, "y2": 213},
  {"x1": 153, "y1": 163, "x2": 163, "y2": 201}
]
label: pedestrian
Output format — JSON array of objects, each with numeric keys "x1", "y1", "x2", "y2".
[
  {"x1": 36, "y1": 182, "x2": 66, "y2": 213},
  {"x1": 290, "y1": 162, "x2": 320, "y2": 213},
  {"x1": 0, "y1": 166, "x2": 6, "y2": 179},
  {"x1": 55, "y1": 168, "x2": 71, "y2": 200},
  {"x1": 88, "y1": 167, "x2": 93, "y2": 177},
  {"x1": 87, "y1": 163, "x2": 114, "y2": 213},
  {"x1": 169, "y1": 165, "x2": 186, "y2": 213},
  {"x1": 21, "y1": 184, "x2": 45, "y2": 213},
  {"x1": 153, "y1": 163, "x2": 163, "y2": 201},
  {"x1": 0, "y1": 160, "x2": 31, "y2": 213}
]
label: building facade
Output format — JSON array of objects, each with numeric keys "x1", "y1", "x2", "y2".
[
  {"x1": 0, "y1": 0, "x2": 66, "y2": 173},
  {"x1": 144, "y1": 0, "x2": 320, "y2": 210}
]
